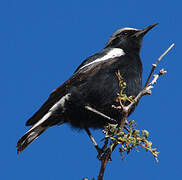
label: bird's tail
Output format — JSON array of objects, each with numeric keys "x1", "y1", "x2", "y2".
[{"x1": 17, "y1": 124, "x2": 49, "y2": 154}]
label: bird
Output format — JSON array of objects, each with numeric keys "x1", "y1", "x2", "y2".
[{"x1": 17, "y1": 23, "x2": 158, "y2": 154}]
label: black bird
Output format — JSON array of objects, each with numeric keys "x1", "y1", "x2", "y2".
[{"x1": 17, "y1": 23, "x2": 158, "y2": 154}]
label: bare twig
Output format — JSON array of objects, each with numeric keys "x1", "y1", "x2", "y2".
[
  {"x1": 125, "y1": 68, "x2": 166, "y2": 113},
  {"x1": 144, "y1": 43, "x2": 174, "y2": 88},
  {"x1": 146, "y1": 69, "x2": 167, "y2": 91},
  {"x1": 85, "y1": 105, "x2": 117, "y2": 124},
  {"x1": 97, "y1": 43, "x2": 174, "y2": 180}
]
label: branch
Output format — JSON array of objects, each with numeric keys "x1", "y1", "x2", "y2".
[
  {"x1": 97, "y1": 43, "x2": 174, "y2": 180},
  {"x1": 144, "y1": 43, "x2": 174, "y2": 88},
  {"x1": 85, "y1": 106, "x2": 117, "y2": 124}
]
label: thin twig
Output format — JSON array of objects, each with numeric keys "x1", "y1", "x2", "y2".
[
  {"x1": 127, "y1": 68, "x2": 167, "y2": 112},
  {"x1": 144, "y1": 43, "x2": 174, "y2": 88},
  {"x1": 85, "y1": 105, "x2": 117, "y2": 124},
  {"x1": 146, "y1": 69, "x2": 167, "y2": 91}
]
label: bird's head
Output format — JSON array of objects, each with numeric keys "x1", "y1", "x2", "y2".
[{"x1": 105, "y1": 23, "x2": 158, "y2": 54}]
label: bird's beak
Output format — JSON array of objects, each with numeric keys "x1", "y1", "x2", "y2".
[{"x1": 133, "y1": 23, "x2": 159, "y2": 38}]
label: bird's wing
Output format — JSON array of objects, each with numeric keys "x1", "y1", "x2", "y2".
[
  {"x1": 26, "y1": 48, "x2": 125, "y2": 126},
  {"x1": 74, "y1": 50, "x2": 107, "y2": 73}
]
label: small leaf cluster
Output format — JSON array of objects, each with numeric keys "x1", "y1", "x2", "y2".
[
  {"x1": 104, "y1": 121, "x2": 159, "y2": 162},
  {"x1": 115, "y1": 70, "x2": 134, "y2": 104}
]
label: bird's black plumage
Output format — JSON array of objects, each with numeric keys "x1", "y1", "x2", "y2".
[{"x1": 17, "y1": 23, "x2": 158, "y2": 154}]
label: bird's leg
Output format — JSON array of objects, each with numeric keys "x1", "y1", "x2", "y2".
[
  {"x1": 84, "y1": 105, "x2": 117, "y2": 160},
  {"x1": 85, "y1": 127, "x2": 101, "y2": 153},
  {"x1": 85, "y1": 128, "x2": 111, "y2": 161}
]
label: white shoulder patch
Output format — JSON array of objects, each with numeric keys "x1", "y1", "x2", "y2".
[{"x1": 80, "y1": 48, "x2": 125, "y2": 70}]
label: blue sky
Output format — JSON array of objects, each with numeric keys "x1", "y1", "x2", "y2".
[{"x1": 1, "y1": 0, "x2": 181, "y2": 179}]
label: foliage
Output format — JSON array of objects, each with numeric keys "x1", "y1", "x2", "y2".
[
  {"x1": 104, "y1": 121, "x2": 159, "y2": 162},
  {"x1": 103, "y1": 70, "x2": 159, "y2": 162}
]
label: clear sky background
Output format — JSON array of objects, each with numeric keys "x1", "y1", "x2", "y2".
[{"x1": 0, "y1": 0, "x2": 181, "y2": 179}]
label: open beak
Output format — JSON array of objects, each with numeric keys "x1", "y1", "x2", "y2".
[{"x1": 133, "y1": 23, "x2": 159, "y2": 38}]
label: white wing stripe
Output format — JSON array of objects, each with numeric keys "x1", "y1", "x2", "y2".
[
  {"x1": 27, "y1": 93, "x2": 71, "y2": 133},
  {"x1": 80, "y1": 48, "x2": 125, "y2": 70},
  {"x1": 27, "y1": 112, "x2": 52, "y2": 133}
]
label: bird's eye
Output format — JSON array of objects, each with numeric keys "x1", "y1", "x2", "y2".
[{"x1": 122, "y1": 31, "x2": 128, "y2": 35}]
